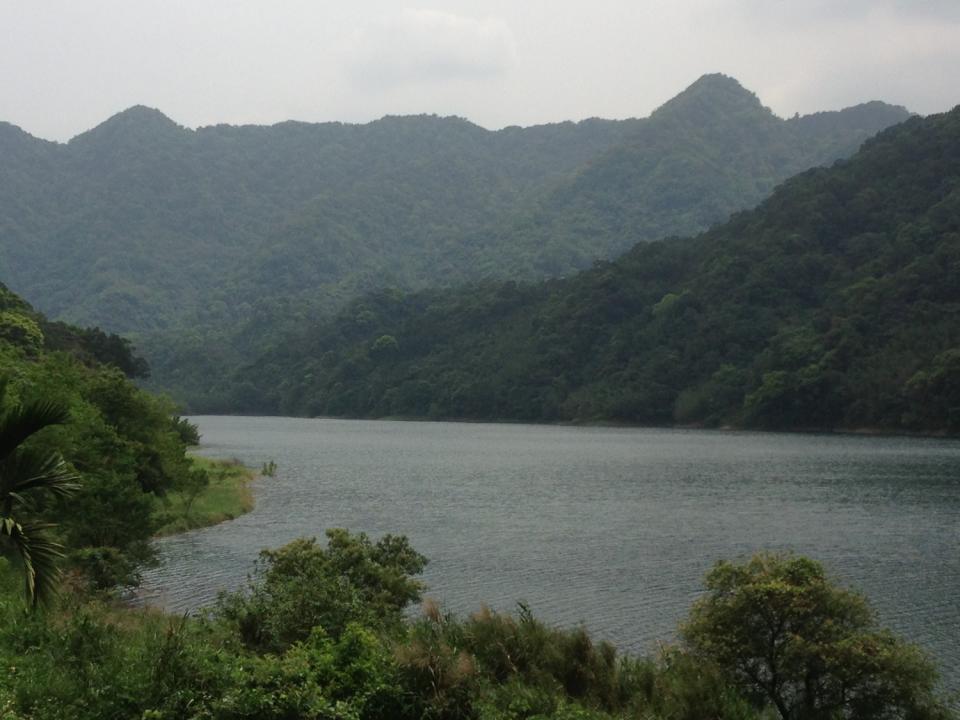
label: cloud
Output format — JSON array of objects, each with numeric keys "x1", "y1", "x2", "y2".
[
  {"x1": 704, "y1": 0, "x2": 960, "y2": 118},
  {"x1": 344, "y1": 8, "x2": 516, "y2": 88},
  {"x1": 733, "y1": 0, "x2": 960, "y2": 24}
]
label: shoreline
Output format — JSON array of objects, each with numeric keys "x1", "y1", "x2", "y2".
[
  {"x1": 181, "y1": 412, "x2": 959, "y2": 442},
  {"x1": 153, "y1": 455, "x2": 258, "y2": 537}
]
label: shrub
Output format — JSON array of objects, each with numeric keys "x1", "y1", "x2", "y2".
[{"x1": 216, "y1": 530, "x2": 427, "y2": 652}]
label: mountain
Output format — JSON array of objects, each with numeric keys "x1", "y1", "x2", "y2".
[
  {"x1": 0, "y1": 109, "x2": 640, "y2": 333},
  {"x1": 478, "y1": 76, "x2": 913, "y2": 276},
  {"x1": 0, "y1": 75, "x2": 910, "y2": 406},
  {"x1": 228, "y1": 106, "x2": 960, "y2": 434}
]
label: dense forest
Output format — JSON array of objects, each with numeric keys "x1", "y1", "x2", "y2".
[
  {"x1": 0, "y1": 282, "x2": 207, "y2": 589},
  {"x1": 225, "y1": 106, "x2": 960, "y2": 433},
  {"x1": 0, "y1": 75, "x2": 909, "y2": 406}
]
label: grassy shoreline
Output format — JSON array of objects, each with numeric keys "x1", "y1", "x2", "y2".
[{"x1": 153, "y1": 455, "x2": 256, "y2": 537}]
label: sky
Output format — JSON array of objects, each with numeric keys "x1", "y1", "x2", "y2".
[{"x1": 1, "y1": 0, "x2": 958, "y2": 142}]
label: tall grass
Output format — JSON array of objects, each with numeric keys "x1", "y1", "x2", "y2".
[{"x1": 153, "y1": 457, "x2": 255, "y2": 536}]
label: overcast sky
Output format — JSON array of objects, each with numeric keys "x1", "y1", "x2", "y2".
[{"x1": 2, "y1": 0, "x2": 958, "y2": 142}]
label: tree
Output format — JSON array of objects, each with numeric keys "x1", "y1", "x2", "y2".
[
  {"x1": 0, "y1": 384, "x2": 79, "y2": 606},
  {"x1": 216, "y1": 529, "x2": 428, "y2": 652},
  {"x1": 681, "y1": 553, "x2": 950, "y2": 720},
  {"x1": 0, "y1": 311, "x2": 44, "y2": 355}
]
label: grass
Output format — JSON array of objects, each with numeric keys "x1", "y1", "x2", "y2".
[{"x1": 153, "y1": 456, "x2": 256, "y2": 537}]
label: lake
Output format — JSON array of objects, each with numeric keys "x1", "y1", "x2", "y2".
[{"x1": 141, "y1": 416, "x2": 960, "y2": 690}]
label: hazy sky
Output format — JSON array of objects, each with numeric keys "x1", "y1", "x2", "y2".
[{"x1": 2, "y1": 0, "x2": 958, "y2": 142}]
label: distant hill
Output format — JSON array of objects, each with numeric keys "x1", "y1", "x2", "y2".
[
  {"x1": 229, "y1": 106, "x2": 960, "y2": 434},
  {"x1": 0, "y1": 109, "x2": 639, "y2": 333},
  {"x1": 0, "y1": 75, "x2": 910, "y2": 406}
]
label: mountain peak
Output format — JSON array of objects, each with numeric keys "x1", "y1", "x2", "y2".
[
  {"x1": 69, "y1": 105, "x2": 186, "y2": 146},
  {"x1": 652, "y1": 73, "x2": 771, "y2": 123},
  {"x1": 0, "y1": 120, "x2": 56, "y2": 147},
  {"x1": 0, "y1": 120, "x2": 30, "y2": 138},
  {"x1": 116, "y1": 104, "x2": 177, "y2": 122},
  {"x1": 686, "y1": 73, "x2": 747, "y2": 93},
  {"x1": 0, "y1": 120, "x2": 34, "y2": 148}
]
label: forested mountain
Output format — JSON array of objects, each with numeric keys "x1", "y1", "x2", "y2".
[
  {"x1": 0, "y1": 108, "x2": 633, "y2": 333},
  {"x1": 228, "y1": 107, "x2": 960, "y2": 433},
  {"x1": 0, "y1": 75, "x2": 909, "y2": 406},
  {"x1": 466, "y1": 77, "x2": 911, "y2": 276}
]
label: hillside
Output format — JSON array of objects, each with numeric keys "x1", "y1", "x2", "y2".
[
  {"x1": 468, "y1": 77, "x2": 912, "y2": 276},
  {"x1": 0, "y1": 110, "x2": 639, "y2": 333},
  {"x1": 228, "y1": 106, "x2": 960, "y2": 433},
  {"x1": 0, "y1": 280, "x2": 205, "y2": 588},
  {"x1": 0, "y1": 75, "x2": 909, "y2": 406}
]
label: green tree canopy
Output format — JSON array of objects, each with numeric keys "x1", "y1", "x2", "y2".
[
  {"x1": 681, "y1": 553, "x2": 950, "y2": 720},
  {"x1": 216, "y1": 529, "x2": 428, "y2": 652}
]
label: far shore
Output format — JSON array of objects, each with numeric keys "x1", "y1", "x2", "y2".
[{"x1": 181, "y1": 412, "x2": 959, "y2": 442}]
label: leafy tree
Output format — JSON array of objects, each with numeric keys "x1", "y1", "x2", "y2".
[
  {"x1": 42, "y1": 323, "x2": 150, "y2": 378},
  {"x1": 216, "y1": 529, "x2": 427, "y2": 652},
  {"x1": 681, "y1": 553, "x2": 950, "y2": 720},
  {"x1": 171, "y1": 415, "x2": 200, "y2": 445},
  {"x1": 904, "y1": 349, "x2": 960, "y2": 430},
  {"x1": 0, "y1": 383, "x2": 78, "y2": 606},
  {"x1": 0, "y1": 311, "x2": 44, "y2": 355}
]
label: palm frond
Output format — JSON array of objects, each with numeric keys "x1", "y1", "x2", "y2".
[
  {"x1": 0, "y1": 399, "x2": 71, "y2": 462},
  {"x1": 0, "y1": 516, "x2": 65, "y2": 607},
  {"x1": 0, "y1": 448, "x2": 80, "y2": 503}
]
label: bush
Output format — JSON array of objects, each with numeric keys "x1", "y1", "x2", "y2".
[{"x1": 216, "y1": 530, "x2": 427, "y2": 652}]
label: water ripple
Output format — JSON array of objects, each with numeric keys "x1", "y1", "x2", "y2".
[{"x1": 141, "y1": 418, "x2": 960, "y2": 692}]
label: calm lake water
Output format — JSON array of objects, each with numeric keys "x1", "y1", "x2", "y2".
[{"x1": 142, "y1": 416, "x2": 960, "y2": 690}]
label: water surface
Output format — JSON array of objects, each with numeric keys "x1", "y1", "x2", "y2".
[{"x1": 141, "y1": 417, "x2": 960, "y2": 689}]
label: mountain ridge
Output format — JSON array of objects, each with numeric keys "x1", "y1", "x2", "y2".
[
  {"x1": 0, "y1": 75, "x2": 913, "y2": 406},
  {"x1": 224, "y1": 106, "x2": 960, "y2": 433},
  {"x1": 5, "y1": 73, "x2": 907, "y2": 146}
]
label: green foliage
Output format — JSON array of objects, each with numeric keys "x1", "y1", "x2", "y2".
[
  {"x1": 0, "y1": 312, "x2": 43, "y2": 355},
  {"x1": 59, "y1": 472, "x2": 157, "y2": 588},
  {"x1": 370, "y1": 334, "x2": 399, "y2": 359},
  {"x1": 681, "y1": 553, "x2": 949, "y2": 720},
  {"x1": 904, "y1": 349, "x2": 960, "y2": 430},
  {"x1": 216, "y1": 530, "x2": 428, "y2": 652},
  {"x1": 42, "y1": 323, "x2": 150, "y2": 378},
  {"x1": 0, "y1": 285, "x2": 205, "y2": 591},
  {"x1": 0, "y1": 541, "x2": 952, "y2": 720},
  {"x1": 171, "y1": 416, "x2": 200, "y2": 445},
  {"x1": 0, "y1": 284, "x2": 150, "y2": 378},
  {"x1": 231, "y1": 105, "x2": 960, "y2": 434},
  {"x1": 153, "y1": 457, "x2": 253, "y2": 536},
  {"x1": 0, "y1": 384, "x2": 79, "y2": 606}
]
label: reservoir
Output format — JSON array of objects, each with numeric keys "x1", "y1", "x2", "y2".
[{"x1": 141, "y1": 416, "x2": 960, "y2": 690}]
